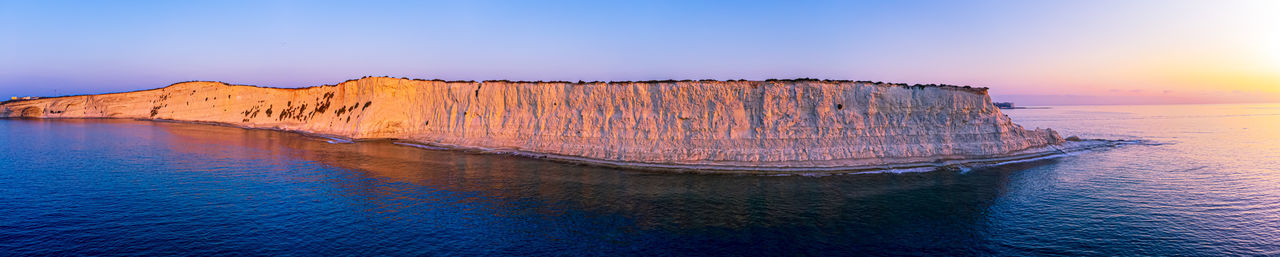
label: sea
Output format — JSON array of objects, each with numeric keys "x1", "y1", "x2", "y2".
[{"x1": 1, "y1": 104, "x2": 1277, "y2": 256}]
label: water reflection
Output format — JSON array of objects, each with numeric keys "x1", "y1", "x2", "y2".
[
  {"x1": 143, "y1": 119, "x2": 1021, "y2": 235},
  {"x1": 9, "y1": 104, "x2": 1275, "y2": 255}
]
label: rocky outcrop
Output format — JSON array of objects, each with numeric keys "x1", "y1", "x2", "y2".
[{"x1": 1, "y1": 77, "x2": 1092, "y2": 173}]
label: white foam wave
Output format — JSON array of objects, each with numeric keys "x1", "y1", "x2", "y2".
[
  {"x1": 393, "y1": 142, "x2": 448, "y2": 150},
  {"x1": 317, "y1": 136, "x2": 353, "y2": 144}
]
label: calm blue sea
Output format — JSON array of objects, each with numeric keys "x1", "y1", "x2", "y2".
[{"x1": 1, "y1": 104, "x2": 1278, "y2": 256}]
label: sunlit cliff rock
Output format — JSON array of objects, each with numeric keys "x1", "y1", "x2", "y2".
[{"x1": 1, "y1": 77, "x2": 1095, "y2": 173}]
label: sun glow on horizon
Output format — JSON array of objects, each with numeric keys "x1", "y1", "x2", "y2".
[
  {"x1": 2, "y1": 0, "x2": 1279, "y2": 105},
  {"x1": 1265, "y1": 30, "x2": 1280, "y2": 73}
]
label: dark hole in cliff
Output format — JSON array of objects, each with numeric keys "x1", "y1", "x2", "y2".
[
  {"x1": 837, "y1": 104, "x2": 843, "y2": 110},
  {"x1": 266, "y1": 107, "x2": 273, "y2": 117},
  {"x1": 424, "y1": 121, "x2": 429, "y2": 126},
  {"x1": 20, "y1": 107, "x2": 42, "y2": 117},
  {"x1": 362, "y1": 101, "x2": 371, "y2": 111}
]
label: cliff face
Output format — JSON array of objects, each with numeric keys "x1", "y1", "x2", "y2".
[{"x1": 0, "y1": 77, "x2": 1069, "y2": 172}]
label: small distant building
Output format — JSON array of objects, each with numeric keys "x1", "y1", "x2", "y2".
[
  {"x1": 9, "y1": 97, "x2": 15, "y2": 101},
  {"x1": 993, "y1": 102, "x2": 1015, "y2": 109}
]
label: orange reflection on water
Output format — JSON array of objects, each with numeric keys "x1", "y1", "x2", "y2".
[{"x1": 124, "y1": 119, "x2": 1012, "y2": 230}]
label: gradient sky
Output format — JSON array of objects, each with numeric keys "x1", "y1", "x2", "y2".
[{"x1": 2, "y1": 0, "x2": 1277, "y2": 105}]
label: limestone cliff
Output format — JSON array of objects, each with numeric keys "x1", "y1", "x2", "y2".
[{"x1": 1, "y1": 77, "x2": 1091, "y2": 173}]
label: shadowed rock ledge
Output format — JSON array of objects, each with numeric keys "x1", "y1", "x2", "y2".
[{"x1": 0, "y1": 77, "x2": 1106, "y2": 173}]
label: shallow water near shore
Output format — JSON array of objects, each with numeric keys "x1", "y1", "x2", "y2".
[{"x1": 2, "y1": 104, "x2": 1278, "y2": 255}]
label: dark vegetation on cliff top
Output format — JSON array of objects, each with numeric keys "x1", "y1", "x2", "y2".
[
  {"x1": 214, "y1": 76, "x2": 985, "y2": 92},
  {"x1": 1, "y1": 77, "x2": 987, "y2": 103}
]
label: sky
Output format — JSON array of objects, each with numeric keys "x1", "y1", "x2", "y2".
[{"x1": 1, "y1": 0, "x2": 1277, "y2": 105}]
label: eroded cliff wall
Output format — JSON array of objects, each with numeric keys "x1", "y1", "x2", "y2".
[{"x1": 1, "y1": 77, "x2": 1066, "y2": 171}]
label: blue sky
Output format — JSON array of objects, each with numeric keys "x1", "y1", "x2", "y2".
[{"x1": 2, "y1": 0, "x2": 1277, "y2": 104}]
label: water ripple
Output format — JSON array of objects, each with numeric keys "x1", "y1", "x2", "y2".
[{"x1": 0, "y1": 104, "x2": 1277, "y2": 255}]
